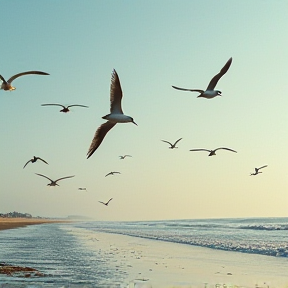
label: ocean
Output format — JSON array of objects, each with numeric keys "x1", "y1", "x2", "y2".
[
  {"x1": 0, "y1": 217, "x2": 287, "y2": 287},
  {"x1": 85, "y1": 217, "x2": 288, "y2": 257}
]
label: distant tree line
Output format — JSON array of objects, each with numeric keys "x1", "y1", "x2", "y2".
[{"x1": 0, "y1": 211, "x2": 33, "y2": 218}]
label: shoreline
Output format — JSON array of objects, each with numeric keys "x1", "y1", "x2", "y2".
[
  {"x1": 0, "y1": 217, "x2": 69, "y2": 231},
  {"x1": 64, "y1": 227, "x2": 288, "y2": 288},
  {"x1": 0, "y1": 222, "x2": 287, "y2": 287}
]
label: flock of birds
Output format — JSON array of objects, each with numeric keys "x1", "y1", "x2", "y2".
[{"x1": 2, "y1": 57, "x2": 268, "y2": 207}]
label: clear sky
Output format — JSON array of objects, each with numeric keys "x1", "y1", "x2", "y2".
[{"x1": 1, "y1": 0, "x2": 288, "y2": 221}]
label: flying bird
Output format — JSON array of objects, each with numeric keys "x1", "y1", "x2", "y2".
[
  {"x1": 35, "y1": 173, "x2": 75, "y2": 186},
  {"x1": 41, "y1": 104, "x2": 88, "y2": 113},
  {"x1": 0, "y1": 71, "x2": 49, "y2": 91},
  {"x1": 105, "y1": 171, "x2": 121, "y2": 177},
  {"x1": 23, "y1": 156, "x2": 48, "y2": 169},
  {"x1": 78, "y1": 188, "x2": 87, "y2": 191},
  {"x1": 99, "y1": 198, "x2": 113, "y2": 206},
  {"x1": 161, "y1": 138, "x2": 182, "y2": 149},
  {"x1": 172, "y1": 57, "x2": 232, "y2": 99},
  {"x1": 250, "y1": 165, "x2": 268, "y2": 176},
  {"x1": 119, "y1": 155, "x2": 132, "y2": 159},
  {"x1": 189, "y1": 147, "x2": 237, "y2": 156},
  {"x1": 87, "y1": 69, "x2": 137, "y2": 158}
]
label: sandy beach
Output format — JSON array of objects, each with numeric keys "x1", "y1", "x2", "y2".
[{"x1": 0, "y1": 217, "x2": 67, "y2": 231}]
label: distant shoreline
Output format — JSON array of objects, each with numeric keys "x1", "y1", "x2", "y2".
[{"x1": 0, "y1": 218, "x2": 69, "y2": 231}]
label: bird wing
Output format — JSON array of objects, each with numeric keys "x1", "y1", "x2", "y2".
[
  {"x1": 105, "y1": 172, "x2": 112, "y2": 177},
  {"x1": 37, "y1": 157, "x2": 49, "y2": 165},
  {"x1": 258, "y1": 165, "x2": 268, "y2": 170},
  {"x1": 35, "y1": 173, "x2": 53, "y2": 182},
  {"x1": 214, "y1": 147, "x2": 237, "y2": 153},
  {"x1": 113, "y1": 172, "x2": 121, "y2": 174},
  {"x1": 67, "y1": 104, "x2": 89, "y2": 108},
  {"x1": 174, "y1": 138, "x2": 183, "y2": 145},
  {"x1": 206, "y1": 57, "x2": 232, "y2": 90},
  {"x1": 55, "y1": 175, "x2": 75, "y2": 182},
  {"x1": 98, "y1": 201, "x2": 106, "y2": 205},
  {"x1": 7, "y1": 71, "x2": 50, "y2": 83},
  {"x1": 189, "y1": 149, "x2": 211, "y2": 152},
  {"x1": 87, "y1": 121, "x2": 117, "y2": 158},
  {"x1": 161, "y1": 140, "x2": 173, "y2": 146},
  {"x1": 172, "y1": 86, "x2": 204, "y2": 93},
  {"x1": 41, "y1": 104, "x2": 66, "y2": 109},
  {"x1": 23, "y1": 159, "x2": 32, "y2": 169},
  {"x1": 124, "y1": 155, "x2": 132, "y2": 157},
  {"x1": 0, "y1": 75, "x2": 6, "y2": 83},
  {"x1": 107, "y1": 198, "x2": 113, "y2": 204},
  {"x1": 110, "y1": 69, "x2": 123, "y2": 114}
]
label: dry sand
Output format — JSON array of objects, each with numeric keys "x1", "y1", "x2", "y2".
[{"x1": 0, "y1": 217, "x2": 67, "y2": 231}]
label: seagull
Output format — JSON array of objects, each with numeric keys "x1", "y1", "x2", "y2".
[
  {"x1": 87, "y1": 69, "x2": 137, "y2": 158},
  {"x1": 35, "y1": 173, "x2": 75, "y2": 186},
  {"x1": 250, "y1": 165, "x2": 268, "y2": 176},
  {"x1": 172, "y1": 57, "x2": 232, "y2": 99},
  {"x1": 189, "y1": 147, "x2": 237, "y2": 156},
  {"x1": 105, "y1": 171, "x2": 121, "y2": 177},
  {"x1": 99, "y1": 198, "x2": 113, "y2": 206},
  {"x1": 78, "y1": 187, "x2": 87, "y2": 191},
  {"x1": 23, "y1": 156, "x2": 48, "y2": 169},
  {"x1": 41, "y1": 104, "x2": 88, "y2": 113},
  {"x1": 0, "y1": 71, "x2": 49, "y2": 91},
  {"x1": 161, "y1": 138, "x2": 182, "y2": 149},
  {"x1": 119, "y1": 155, "x2": 132, "y2": 159}
]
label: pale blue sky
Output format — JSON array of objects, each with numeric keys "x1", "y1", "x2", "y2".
[{"x1": 1, "y1": 1, "x2": 288, "y2": 220}]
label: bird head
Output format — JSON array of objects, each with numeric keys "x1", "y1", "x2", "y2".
[
  {"x1": 130, "y1": 117, "x2": 137, "y2": 126},
  {"x1": 216, "y1": 90, "x2": 222, "y2": 96}
]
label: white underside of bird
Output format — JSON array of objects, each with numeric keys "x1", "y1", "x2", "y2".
[
  {"x1": 102, "y1": 113, "x2": 134, "y2": 123},
  {"x1": 198, "y1": 90, "x2": 219, "y2": 99}
]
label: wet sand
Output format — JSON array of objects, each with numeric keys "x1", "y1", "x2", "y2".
[
  {"x1": 0, "y1": 218, "x2": 67, "y2": 231},
  {"x1": 77, "y1": 230, "x2": 288, "y2": 288}
]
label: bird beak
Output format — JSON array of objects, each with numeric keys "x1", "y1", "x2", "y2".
[{"x1": 132, "y1": 121, "x2": 138, "y2": 126}]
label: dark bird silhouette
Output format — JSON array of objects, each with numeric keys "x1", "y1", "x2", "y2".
[
  {"x1": 78, "y1": 188, "x2": 87, "y2": 191},
  {"x1": 99, "y1": 198, "x2": 113, "y2": 206},
  {"x1": 119, "y1": 155, "x2": 132, "y2": 159},
  {"x1": 87, "y1": 69, "x2": 137, "y2": 158},
  {"x1": 0, "y1": 71, "x2": 49, "y2": 91},
  {"x1": 35, "y1": 173, "x2": 75, "y2": 186},
  {"x1": 41, "y1": 104, "x2": 88, "y2": 113},
  {"x1": 250, "y1": 165, "x2": 268, "y2": 176},
  {"x1": 105, "y1": 171, "x2": 121, "y2": 177},
  {"x1": 23, "y1": 156, "x2": 48, "y2": 169},
  {"x1": 189, "y1": 147, "x2": 237, "y2": 156},
  {"x1": 172, "y1": 57, "x2": 232, "y2": 99},
  {"x1": 161, "y1": 138, "x2": 182, "y2": 149}
]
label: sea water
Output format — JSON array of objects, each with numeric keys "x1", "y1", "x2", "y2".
[
  {"x1": 82, "y1": 217, "x2": 288, "y2": 257},
  {"x1": 0, "y1": 217, "x2": 287, "y2": 287}
]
